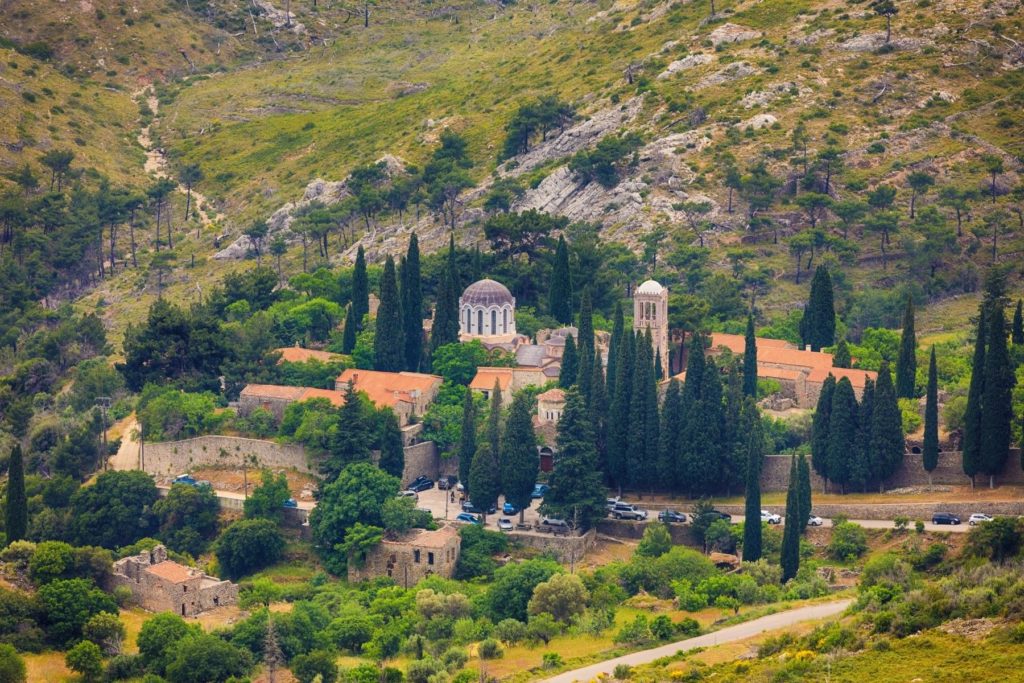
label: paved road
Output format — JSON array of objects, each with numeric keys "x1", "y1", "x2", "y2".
[
  {"x1": 729, "y1": 514, "x2": 971, "y2": 534},
  {"x1": 543, "y1": 599, "x2": 853, "y2": 683}
]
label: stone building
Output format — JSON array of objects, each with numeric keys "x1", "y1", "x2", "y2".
[
  {"x1": 107, "y1": 545, "x2": 238, "y2": 616},
  {"x1": 634, "y1": 280, "x2": 670, "y2": 377},
  {"x1": 238, "y1": 384, "x2": 344, "y2": 420},
  {"x1": 347, "y1": 525, "x2": 461, "y2": 587},
  {"x1": 537, "y1": 388, "x2": 566, "y2": 425},
  {"x1": 335, "y1": 369, "x2": 443, "y2": 425}
]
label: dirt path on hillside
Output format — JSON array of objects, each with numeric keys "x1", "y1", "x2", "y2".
[{"x1": 108, "y1": 415, "x2": 139, "y2": 471}]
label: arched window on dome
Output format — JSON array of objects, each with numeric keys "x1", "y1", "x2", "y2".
[
  {"x1": 477, "y1": 309, "x2": 483, "y2": 335},
  {"x1": 465, "y1": 308, "x2": 470, "y2": 332},
  {"x1": 503, "y1": 308, "x2": 508, "y2": 334},
  {"x1": 491, "y1": 309, "x2": 497, "y2": 335}
]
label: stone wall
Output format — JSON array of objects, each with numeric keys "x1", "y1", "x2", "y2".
[
  {"x1": 507, "y1": 528, "x2": 597, "y2": 563},
  {"x1": 597, "y1": 519, "x2": 701, "y2": 548},
  {"x1": 759, "y1": 450, "x2": 1024, "y2": 492},
  {"x1": 400, "y1": 442, "x2": 438, "y2": 487},
  {"x1": 142, "y1": 436, "x2": 311, "y2": 478}
]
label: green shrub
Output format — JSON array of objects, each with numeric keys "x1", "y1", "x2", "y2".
[{"x1": 828, "y1": 521, "x2": 868, "y2": 561}]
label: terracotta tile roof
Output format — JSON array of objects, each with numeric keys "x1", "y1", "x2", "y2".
[
  {"x1": 807, "y1": 366, "x2": 877, "y2": 389},
  {"x1": 709, "y1": 332, "x2": 792, "y2": 354},
  {"x1": 469, "y1": 367, "x2": 513, "y2": 391},
  {"x1": 297, "y1": 387, "x2": 345, "y2": 406},
  {"x1": 758, "y1": 367, "x2": 807, "y2": 382},
  {"x1": 146, "y1": 560, "x2": 195, "y2": 584},
  {"x1": 708, "y1": 332, "x2": 833, "y2": 369},
  {"x1": 276, "y1": 346, "x2": 343, "y2": 364},
  {"x1": 240, "y1": 384, "x2": 306, "y2": 401},
  {"x1": 537, "y1": 388, "x2": 566, "y2": 402},
  {"x1": 337, "y1": 369, "x2": 442, "y2": 409}
]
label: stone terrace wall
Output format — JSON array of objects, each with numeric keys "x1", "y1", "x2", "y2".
[
  {"x1": 142, "y1": 436, "x2": 311, "y2": 478},
  {"x1": 507, "y1": 528, "x2": 598, "y2": 563},
  {"x1": 718, "y1": 500, "x2": 1024, "y2": 521}
]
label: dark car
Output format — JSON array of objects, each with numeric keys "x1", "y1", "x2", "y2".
[
  {"x1": 531, "y1": 484, "x2": 550, "y2": 499},
  {"x1": 282, "y1": 498, "x2": 298, "y2": 509},
  {"x1": 437, "y1": 476, "x2": 458, "y2": 490},
  {"x1": 407, "y1": 477, "x2": 434, "y2": 493},
  {"x1": 461, "y1": 500, "x2": 498, "y2": 515},
  {"x1": 697, "y1": 510, "x2": 732, "y2": 523},
  {"x1": 503, "y1": 501, "x2": 519, "y2": 515},
  {"x1": 932, "y1": 512, "x2": 961, "y2": 525},
  {"x1": 658, "y1": 510, "x2": 687, "y2": 523}
]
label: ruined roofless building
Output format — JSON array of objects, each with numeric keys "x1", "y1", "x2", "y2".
[{"x1": 107, "y1": 545, "x2": 238, "y2": 617}]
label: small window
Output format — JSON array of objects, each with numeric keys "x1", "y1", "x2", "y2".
[
  {"x1": 183, "y1": 586, "x2": 187, "y2": 593},
  {"x1": 428, "y1": 552, "x2": 435, "y2": 566},
  {"x1": 477, "y1": 310, "x2": 483, "y2": 334},
  {"x1": 491, "y1": 309, "x2": 497, "y2": 334},
  {"x1": 414, "y1": 549, "x2": 421, "y2": 563}
]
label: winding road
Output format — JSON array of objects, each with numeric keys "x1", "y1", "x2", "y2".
[{"x1": 542, "y1": 599, "x2": 853, "y2": 683}]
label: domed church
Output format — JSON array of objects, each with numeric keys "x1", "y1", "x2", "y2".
[{"x1": 459, "y1": 279, "x2": 521, "y2": 347}]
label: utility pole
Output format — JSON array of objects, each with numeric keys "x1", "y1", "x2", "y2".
[{"x1": 96, "y1": 397, "x2": 111, "y2": 470}]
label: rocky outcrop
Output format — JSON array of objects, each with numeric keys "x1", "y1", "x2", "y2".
[
  {"x1": 741, "y1": 113, "x2": 778, "y2": 130},
  {"x1": 708, "y1": 23, "x2": 759, "y2": 46},
  {"x1": 838, "y1": 33, "x2": 935, "y2": 52},
  {"x1": 657, "y1": 53, "x2": 713, "y2": 80},
  {"x1": 696, "y1": 61, "x2": 759, "y2": 89},
  {"x1": 740, "y1": 82, "x2": 811, "y2": 108}
]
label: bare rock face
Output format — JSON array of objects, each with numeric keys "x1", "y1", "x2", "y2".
[
  {"x1": 789, "y1": 28, "x2": 835, "y2": 46},
  {"x1": 740, "y1": 82, "x2": 810, "y2": 108},
  {"x1": 657, "y1": 53, "x2": 714, "y2": 80},
  {"x1": 252, "y1": 0, "x2": 306, "y2": 33},
  {"x1": 696, "y1": 62, "x2": 759, "y2": 89},
  {"x1": 708, "y1": 23, "x2": 759, "y2": 46},
  {"x1": 838, "y1": 33, "x2": 935, "y2": 52},
  {"x1": 741, "y1": 113, "x2": 778, "y2": 130}
]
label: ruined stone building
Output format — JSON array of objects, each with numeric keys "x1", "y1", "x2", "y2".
[
  {"x1": 107, "y1": 545, "x2": 238, "y2": 616},
  {"x1": 347, "y1": 525, "x2": 461, "y2": 588}
]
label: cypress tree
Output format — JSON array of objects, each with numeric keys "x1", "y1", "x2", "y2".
[
  {"x1": 654, "y1": 348, "x2": 664, "y2": 381},
  {"x1": 607, "y1": 301, "x2": 624, "y2": 400},
  {"x1": 373, "y1": 255, "x2": 405, "y2": 372},
  {"x1": 833, "y1": 338, "x2": 852, "y2": 368},
  {"x1": 896, "y1": 298, "x2": 917, "y2": 398},
  {"x1": 828, "y1": 377, "x2": 859, "y2": 493},
  {"x1": 742, "y1": 313, "x2": 758, "y2": 397},
  {"x1": 548, "y1": 235, "x2": 573, "y2": 324},
  {"x1": 377, "y1": 409, "x2": 405, "y2": 479},
  {"x1": 980, "y1": 303, "x2": 1014, "y2": 488},
  {"x1": 923, "y1": 347, "x2": 939, "y2": 485},
  {"x1": 797, "y1": 454, "x2": 812, "y2": 533},
  {"x1": 544, "y1": 389, "x2": 607, "y2": 529},
  {"x1": 589, "y1": 346, "x2": 609, "y2": 474},
  {"x1": 430, "y1": 235, "x2": 461, "y2": 355},
  {"x1": 5, "y1": 444, "x2": 27, "y2": 544},
  {"x1": 681, "y1": 333, "x2": 706, "y2": 405},
  {"x1": 801, "y1": 266, "x2": 835, "y2": 351},
  {"x1": 742, "y1": 421, "x2": 764, "y2": 561},
  {"x1": 627, "y1": 332, "x2": 655, "y2": 492},
  {"x1": 559, "y1": 335, "x2": 578, "y2": 389},
  {"x1": 780, "y1": 457, "x2": 801, "y2": 582},
  {"x1": 1013, "y1": 299, "x2": 1024, "y2": 346},
  {"x1": 468, "y1": 381, "x2": 503, "y2": 520},
  {"x1": 341, "y1": 303, "x2": 358, "y2": 354},
  {"x1": 607, "y1": 330, "x2": 634, "y2": 492},
  {"x1": 500, "y1": 394, "x2": 539, "y2": 524},
  {"x1": 658, "y1": 380, "x2": 683, "y2": 494},
  {"x1": 690, "y1": 357, "x2": 724, "y2": 495},
  {"x1": 457, "y1": 388, "x2": 477, "y2": 488},
  {"x1": 351, "y1": 245, "x2": 369, "y2": 328},
  {"x1": 402, "y1": 234, "x2": 424, "y2": 371},
  {"x1": 810, "y1": 375, "x2": 835, "y2": 488},
  {"x1": 577, "y1": 339, "x2": 594, "y2": 408},
  {"x1": 962, "y1": 311, "x2": 986, "y2": 486},
  {"x1": 857, "y1": 378, "x2": 875, "y2": 491},
  {"x1": 870, "y1": 362, "x2": 904, "y2": 492},
  {"x1": 642, "y1": 333, "x2": 661, "y2": 492},
  {"x1": 325, "y1": 383, "x2": 372, "y2": 480},
  {"x1": 576, "y1": 289, "x2": 595, "y2": 406},
  {"x1": 721, "y1": 365, "x2": 747, "y2": 494},
  {"x1": 487, "y1": 379, "x2": 502, "y2": 465},
  {"x1": 577, "y1": 288, "x2": 594, "y2": 354}
]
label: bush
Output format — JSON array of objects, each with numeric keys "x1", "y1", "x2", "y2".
[
  {"x1": 494, "y1": 618, "x2": 527, "y2": 645},
  {"x1": 406, "y1": 657, "x2": 444, "y2": 683},
  {"x1": 541, "y1": 652, "x2": 563, "y2": 669},
  {"x1": 477, "y1": 638, "x2": 502, "y2": 659},
  {"x1": 0, "y1": 644, "x2": 26, "y2": 683},
  {"x1": 528, "y1": 573, "x2": 589, "y2": 623},
  {"x1": 636, "y1": 523, "x2": 672, "y2": 558},
  {"x1": 66, "y1": 640, "x2": 104, "y2": 682},
  {"x1": 650, "y1": 615, "x2": 674, "y2": 640},
  {"x1": 291, "y1": 650, "x2": 338, "y2": 683},
  {"x1": 613, "y1": 664, "x2": 632, "y2": 680},
  {"x1": 215, "y1": 519, "x2": 285, "y2": 580},
  {"x1": 827, "y1": 521, "x2": 868, "y2": 561},
  {"x1": 105, "y1": 654, "x2": 145, "y2": 681},
  {"x1": 672, "y1": 579, "x2": 709, "y2": 612},
  {"x1": 614, "y1": 615, "x2": 652, "y2": 645}
]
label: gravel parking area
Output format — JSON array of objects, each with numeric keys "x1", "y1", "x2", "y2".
[{"x1": 414, "y1": 486, "x2": 544, "y2": 531}]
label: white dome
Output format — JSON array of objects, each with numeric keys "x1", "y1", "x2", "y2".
[
  {"x1": 637, "y1": 279, "x2": 665, "y2": 295},
  {"x1": 460, "y1": 279, "x2": 514, "y2": 307}
]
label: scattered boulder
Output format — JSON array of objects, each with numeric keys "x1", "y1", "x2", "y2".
[
  {"x1": 741, "y1": 113, "x2": 778, "y2": 130},
  {"x1": 838, "y1": 33, "x2": 934, "y2": 52},
  {"x1": 657, "y1": 53, "x2": 713, "y2": 80},
  {"x1": 697, "y1": 61, "x2": 758, "y2": 89},
  {"x1": 708, "y1": 23, "x2": 759, "y2": 46}
]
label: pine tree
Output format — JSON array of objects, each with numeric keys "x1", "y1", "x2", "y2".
[
  {"x1": 374, "y1": 255, "x2": 405, "y2": 372},
  {"x1": 896, "y1": 297, "x2": 917, "y2": 399},
  {"x1": 870, "y1": 362, "x2": 904, "y2": 492},
  {"x1": 430, "y1": 235, "x2": 461, "y2": 355},
  {"x1": 543, "y1": 389, "x2": 607, "y2": 529},
  {"x1": 1012, "y1": 299, "x2": 1024, "y2": 346},
  {"x1": 500, "y1": 394, "x2": 539, "y2": 524},
  {"x1": 828, "y1": 377, "x2": 859, "y2": 493},
  {"x1": 341, "y1": 303, "x2": 358, "y2": 354},
  {"x1": 402, "y1": 234, "x2": 424, "y2": 371},
  {"x1": 325, "y1": 383, "x2": 372, "y2": 480},
  {"x1": 378, "y1": 409, "x2": 405, "y2": 479},
  {"x1": 742, "y1": 421, "x2": 764, "y2": 561},
  {"x1": 559, "y1": 335, "x2": 578, "y2": 389},
  {"x1": 742, "y1": 313, "x2": 758, "y2": 397},
  {"x1": 351, "y1": 245, "x2": 369, "y2": 328},
  {"x1": 780, "y1": 457, "x2": 801, "y2": 582},
  {"x1": 833, "y1": 338, "x2": 852, "y2": 368},
  {"x1": 607, "y1": 330, "x2": 635, "y2": 492},
  {"x1": 457, "y1": 388, "x2": 477, "y2": 487},
  {"x1": 4, "y1": 444, "x2": 27, "y2": 544},
  {"x1": 797, "y1": 454, "x2": 812, "y2": 533},
  {"x1": 801, "y1": 266, "x2": 835, "y2": 351},
  {"x1": 923, "y1": 347, "x2": 939, "y2": 485},
  {"x1": 657, "y1": 380, "x2": 683, "y2": 494},
  {"x1": 810, "y1": 375, "x2": 835, "y2": 488},
  {"x1": 980, "y1": 303, "x2": 1014, "y2": 488},
  {"x1": 548, "y1": 235, "x2": 573, "y2": 324},
  {"x1": 962, "y1": 311, "x2": 986, "y2": 486},
  {"x1": 606, "y1": 301, "x2": 624, "y2": 400}
]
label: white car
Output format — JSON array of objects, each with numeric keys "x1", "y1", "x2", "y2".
[
  {"x1": 969, "y1": 513, "x2": 994, "y2": 526},
  {"x1": 760, "y1": 510, "x2": 782, "y2": 524},
  {"x1": 497, "y1": 518, "x2": 514, "y2": 532},
  {"x1": 807, "y1": 514, "x2": 824, "y2": 527}
]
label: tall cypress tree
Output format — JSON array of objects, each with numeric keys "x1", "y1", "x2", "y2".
[
  {"x1": 607, "y1": 330, "x2": 634, "y2": 492},
  {"x1": 543, "y1": 389, "x2": 607, "y2": 529},
  {"x1": 402, "y1": 234, "x2": 423, "y2": 371},
  {"x1": 923, "y1": 347, "x2": 939, "y2": 485},
  {"x1": 487, "y1": 379, "x2": 502, "y2": 466},
  {"x1": 351, "y1": 245, "x2": 369, "y2": 328},
  {"x1": 690, "y1": 357, "x2": 724, "y2": 495},
  {"x1": 469, "y1": 381, "x2": 503, "y2": 519},
  {"x1": 500, "y1": 394, "x2": 538, "y2": 524},
  {"x1": 896, "y1": 298, "x2": 917, "y2": 398},
  {"x1": 325, "y1": 383, "x2": 372, "y2": 480},
  {"x1": 742, "y1": 421, "x2": 764, "y2": 562},
  {"x1": 962, "y1": 311, "x2": 986, "y2": 486},
  {"x1": 658, "y1": 380, "x2": 683, "y2": 494},
  {"x1": 457, "y1": 388, "x2": 476, "y2": 487},
  {"x1": 589, "y1": 346, "x2": 609, "y2": 475},
  {"x1": 607, "y1": 301, "x2": 624, "y2": 400},
  {"x1": 742, "y1": 313, "x2": 758, "y2": 397},
  {"x1": 5, "y1": 444, "x2": 27, "y2": 544},
  {"x1": 721, "y1": 366, "x2": 746, "y2": 494},
  {"x1": 828, "y1": 377, "x2": 859, "y2": 493},
  {"x1": 576, "y1": 289, "x2": 595, "y2": 406},
  {"x1": 559, "y1": 335, "x2": 578, "y2": 389},
  {"x1": 627, "y1": 332, "x2": 655, "y2": 492},
  {"x1": 797, "y1": 454, "x2": 812, "y2": 533},
  {"x1": 780, "y1": 457, "x2": 801, "y2": 582},
  {"x1": 374, "y1": 255, "x2": 405, "y2": 372},
  {"x1": 857, "y1": 378, "x2": 875, "y2": 491},
  {"x1": 341, "y1": 303, "x2": 358, "y2": 354},
  {"x1": 654, "y1": 348, "x2": 664, "y2": 381},
  {"x1": 833, "y1": 338, "x2": 852, "y2": 368},
  {"x1": 1013, "y1": 299, "x2": 1024, "y2": 346},
  {"x1": 870, "y1": 362, "x2": 904, "y2": 491},
  {"x1": 548, "y1": 235, "x2": 573, "y2": 324},
  {"x1": 641, "y1": 332, "x2": 661, "y2": 492},
  {"x1": 801, "y1": 266, "x2": 835, "y2": 351},
  {"x1": 810, "y1": 375, "x2": 835, "y2": 488},
  {"x1": 378, "y1": 409, "x2": 405, "y2": 479},
  {"x1": 430, "y1": 235, "x2": 461, "y2": 355},
  {"x1": 980, "y1": 303, "x2": 1014, "y2": 488}
]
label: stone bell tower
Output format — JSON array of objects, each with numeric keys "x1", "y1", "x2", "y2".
[{"x1": 633, "y1": 279, "x2": 669, "y2": 377}]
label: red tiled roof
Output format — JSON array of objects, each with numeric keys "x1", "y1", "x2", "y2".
[
  {"x1": 146, "y1": 561, "x2": 195, "y2": 584},
  {"x1": 709, "y1": 333, "x2": 833, "y2": 370},
  {"x1": 337, "y1": 369, "x2": 442, "y2": 409},
  {"x1": 537, "y1": 388, "x2": 566, "y2": 402},
  {"x1": 709, "y1": 332, "x2": 792, "y2": 354},
  {"x1": 807, "y1": 366, "x2": 877, "y2": 389},
  {"x1": 276, "y1": 346, "x2": 342, "y2": 364},
  {"x1": 240, "y1": 384, "x2": 306, "y2": 401},
  {"x1": 297, "y1": 387, "x2": 345, "y2": 406},
  {"x1": 469, "y1": 367, "x2": 514, "y2": 391}
]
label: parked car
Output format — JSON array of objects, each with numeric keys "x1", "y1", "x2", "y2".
[
  {"x1": 497, "y1": 518, "x2": 514, "y2": 532},
  {"x1": 760, "y1": 510, "x2": 782, "y2": 525},
  {"x1": 969, "y1": 513, "x2": 994, "y2": 526},
  {"x1": 437, "y1": 476, "x2": 458, "y2": 490},
  {"x1": 539, "y1": 518, "x2": 570, "y2": 533},
  {"x1": 697, "y1": 510, "x2": 732, "y2": 524},
  {"x1": 609, "y1": 502, "x2": 648, "y2": 521},
  {"x1": 531, "y1": 484, "x2": 550, "y2": 499},
  {"x1": 397, "y1": 490, "x2": 418, "y2": 500},
  {"x1": 807, "y1": 513, "x2": 824, "y2": 527},
  {"x1": 173, "y1": 474, "x2": 197, "y2": 486},
  {"x1": 502, "y1": 501, "x2": 519, "y2": 515},
  {"x1": 455, "y1": 512, "x2": 482, "y2": 525},
  {"x1": 606, "y1": 497, "x2": 621, "y2": 509},
  {"x1": 658, "y1": 510, "x2": 687, "y2": 523},
  {"x1": 407, "y1": 476, "x2": 434, "y2": 492},
  {"x1": 932, "y1": 512, "x2": 961, "y2": 525},
  {"x1": 461, "y1": 500, "x2": 497, "y2": 515},
  {"x1": 282, "y1": 498, "x2": 298, "y2": 509}
]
